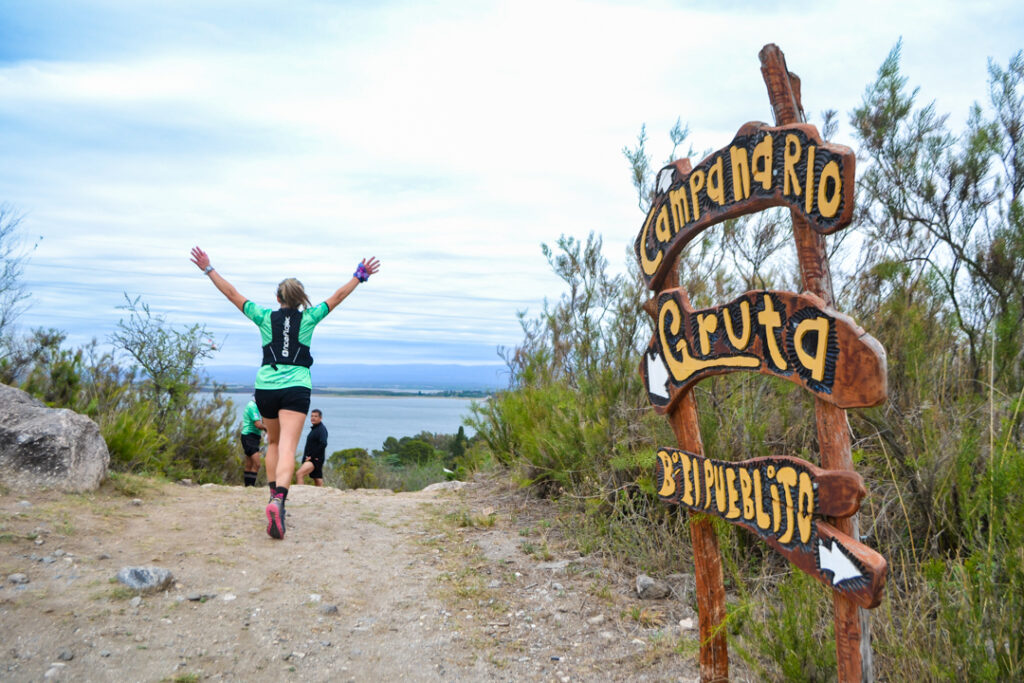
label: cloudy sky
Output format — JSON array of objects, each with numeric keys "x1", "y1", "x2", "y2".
[{"x1": 1, "y1": 0, "x2": 1021, "y2": 373}]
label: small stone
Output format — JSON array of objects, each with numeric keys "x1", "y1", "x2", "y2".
[
  {"x1": 131, "y1": 499, "x2": 142, "y2": 506},
  {"x1": 130, "y1": 596, "x2": 142, "y2": 608},
  {"x1": 320, "y1": 604, "x2": 339, "y2": 616},
  {"x1": 679, "y1": 617, "x2": 696, "y2": 631},
  {"x1": 636, "y1": 573, "x2": 671, "y2": 600},
  {"x1": 587, "y1": 614, "x2": 605, "y2": 626},
  {"x1": 17, "y1": 500, "x2": 32, "y2": 508},
  {"x1": 116, "y1": 567, "x2": 173, "y2": 594},
  {"x1": 8, "y1": 573, "x2": 29, "y2": 585},
  {"x1": 186, "y1": 593, "x2": 203, "y2": 601},
  {"x1": 42, "y1": 556, "x2": 56, "y2": 565},
  {"x1": 551, "y1": 582, "x2": 564, "y2": 592},
  {"x1": 487, "y1": 580, "x2": 501, "y2": 589},
  {"x1": 98, "y1": 553, "x2": 111, "y2": 560},
  {"x1": 53, "y1": 549, "x2": 65, "y2": 557},
  {"x1": 100, "y1": 650, "x2": 111, "y2": 657},
  {"x1": 309, "y1": 593, "x2": 322, "y2": 603},
  {"x1": 599, "y1": 630, "x2": 616, "y2": 641},
  {"x1": 58, "y1": 649, "x2": 74, "y2": 661},
  {"x1": 35, "y1": 538, "x2": 45, "y2": 545},
  {"x1": 223, "y1": 593, "x2": 236, "y2": 601},
  {"x1": 320, "y1": 640, "x2": 332, "y2": 647}
]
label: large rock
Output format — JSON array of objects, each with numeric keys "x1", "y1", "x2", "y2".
[{"x1": 0, "y1": 383, "x2": 109, "y2": 492}]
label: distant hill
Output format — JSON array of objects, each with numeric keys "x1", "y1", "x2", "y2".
[{"x1": 203, "y1": 363, "x2": 508, "y2": 392}]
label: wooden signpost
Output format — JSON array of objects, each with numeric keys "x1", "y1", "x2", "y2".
[{"x1": 635, "y1": 45, "x2": 887, "y2": 682}]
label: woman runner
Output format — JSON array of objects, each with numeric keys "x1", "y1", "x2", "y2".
[{"x1": 189, "y1": 246, "x2": 380, "y2": 539}]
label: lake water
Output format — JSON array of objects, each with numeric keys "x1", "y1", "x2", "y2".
[{"x1": 220, "y1": 391, "x2": 481, "y2": 452}]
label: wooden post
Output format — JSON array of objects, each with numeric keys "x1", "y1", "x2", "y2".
[
  {"x1": 669, "y1": 392, "x2": 729, "y2": 682},
  {"x1": 660, "y1": 262, "x2": 729, "y2": 683},
  {"x1": 759, "y1": 43, "x2": 873, "y2": 683}
]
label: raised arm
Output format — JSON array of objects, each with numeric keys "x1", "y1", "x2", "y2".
[
  {"x1": 325, "y1": 257, "x2": 380, "y2": 312},
  {"x1": 190, "y1": 246, "x2": 248, "y2": 312}
]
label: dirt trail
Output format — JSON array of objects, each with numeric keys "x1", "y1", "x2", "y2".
[{"x1": 0, "y1": 478, "x2": 703, "y2": 682}]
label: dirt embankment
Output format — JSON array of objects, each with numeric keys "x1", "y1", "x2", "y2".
[{"x1": 1, "y1": 476, "x2": 704, "y2": 682}]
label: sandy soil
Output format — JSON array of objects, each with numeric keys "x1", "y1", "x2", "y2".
[{"x1": 0, "y1": 476, "x2": 703, "y2": 682}]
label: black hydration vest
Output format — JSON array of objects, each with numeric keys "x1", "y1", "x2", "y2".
[{"x1": 261, "y1": 308, "x2": 314, "y2": 370}]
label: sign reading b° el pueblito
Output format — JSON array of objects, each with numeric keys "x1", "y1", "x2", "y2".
[{"x1": 654, "y1": 447, "x2": 887, "y2": 609}]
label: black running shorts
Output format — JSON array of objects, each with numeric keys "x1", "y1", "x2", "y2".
[
  {"x1": 302, "y1": 454, "x2": 325, "y2": 480},
  {"x1": 255, "y1": 386, "x2": 311, "y2": 418},
  {"x1": 240, "y1": 432, "x2": 261, "y2": 457}
]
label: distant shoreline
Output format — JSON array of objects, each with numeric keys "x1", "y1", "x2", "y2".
[{"x1": 199, "y1": 386, "x2": 492, "y2": 399}]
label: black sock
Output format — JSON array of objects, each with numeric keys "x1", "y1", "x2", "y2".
[
  {"x1": 275, "y1": 485, "x2": 289, "y2": 501},
  {"x1": 268, "y1": 481, "x2": 276, "y2": 494},
  {"x1": 244, "y1": 472, "x2": 257, "y2": 487}
]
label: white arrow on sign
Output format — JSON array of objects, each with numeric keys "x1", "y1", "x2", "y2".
[
  {"x1": 646, "y1": 350, "x2": 670, "y2": 400},
  {"x1": 817, "y1": 538, "x2": 863, "y2": 585},
  {"x1": 657, "y1": 168, "x2": 675, "y2": 194}
]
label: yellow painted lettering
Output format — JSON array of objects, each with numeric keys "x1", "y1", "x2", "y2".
[
  {"x1": 729, "y1": 145, "x2": 751, "y2": 201},
  {"x1": 776, "y1": 466, "x2": 798, "y2": 544},
  {"x1": 639, "y1": 207, "x2": 663, "y2": 276},
  {"x1": 769, "y1": 481, "x2": 782, "y2": 533},
  {"x1": 723, "y1": 300, "x2": 751, "y2": 350},
  {"x1": 753, "y1": 469, "x2": 771, "y2": 531},
  {"x1": 668, "y1": 186, "x2": 690, "y2": 230},
  {"x1": 696, "y1": 313, "x2": 718, "y2": 356},
  {"x1": 688, "y1": 169, "x2": 705, "y2": 222},
  {"x1": 783, "y1": 133, "x2": 802, "y2": 197},
  {"x1": 804, "y1": 145, "x2": 816, "y2": 214},
  {"x1": 739, "y1": 467, "x2": 754, "y2": 520},
  {"x1": 793, "y1": 315, "x2": 830, "y2": 381},
  {"x1": 751, "y1": 134, "x2": 773, "y2": 190},
  {"x1": 757, "y1": 295, "x2": 788, "y2": 371},
  {"x1": 797, "y1": 470, "x2": 814, "y2": 544},
  {"x1": 713, "y1": 464, "x2": 728, "y2": 513},
  {"x1": 659, "y1": 299, "x2": 759, "y2": 382},
  {"x1": 657, "y1": 450, "x2": 677, "y2": 498},
  {"x1": 706, "y1": 156, "x2": 726, "y2": 206},
  {"x1": 654, "y1": 204, "x2": 671, "y2": 243},
  {"x1": 680, "y1": 452, "x2": 695, "y2": 506},
  {"x1": 818, "y1": 160, "x2": 842, "y2": 218},
  {"x1": 725, "y1": 466, "x2": 741, "y2": 519},
  {"x1": 703, "y1": 459, "x2": 715, "y2": 510}
]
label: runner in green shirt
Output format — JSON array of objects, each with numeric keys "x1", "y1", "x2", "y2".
[
  {"x1": 190, "y1": 246, "x2": 380, "y2": 539},
  {"x1": 239, "y1": 399, "x2": 266, "y2": 487}
]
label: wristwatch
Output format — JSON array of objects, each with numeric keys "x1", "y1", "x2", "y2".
[{"x1": 203, "y1": 265, "x2": 214, "y2": 274}]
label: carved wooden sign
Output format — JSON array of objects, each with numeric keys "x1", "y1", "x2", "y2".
[
  {"x1": 634, "y1": 122, "x2": 856, "y2": 290},
  {"x1": 641, "y1": 288, "x2": 886, "y2": 413},
  {"x1": 654, "y1": 447, "x2": 887, "y2": 608}
]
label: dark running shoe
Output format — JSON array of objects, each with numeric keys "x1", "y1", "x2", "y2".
[{"x1": 266, "y1": 496, "x2": 286, "y2": 539}]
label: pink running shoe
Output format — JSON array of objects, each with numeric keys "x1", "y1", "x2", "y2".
[{"x1": 266, "y1": 496, "x2": 286, "y2": 539}]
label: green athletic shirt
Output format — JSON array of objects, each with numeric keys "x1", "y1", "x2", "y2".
[
  {"x1": 243, "y1": 301, "x2": 330, "y2": 390},
  {"x1": 241, "y1": 400, "x2": 263, "y2": 435}
]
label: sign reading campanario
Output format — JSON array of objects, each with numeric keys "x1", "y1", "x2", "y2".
[{"x1": 634, "y1": 122, "x2": 856, "y2": 290}]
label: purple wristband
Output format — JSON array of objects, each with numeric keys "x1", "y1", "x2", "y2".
[{"x1": 354, "y1": 262, "x2": 369, "y2": 282}]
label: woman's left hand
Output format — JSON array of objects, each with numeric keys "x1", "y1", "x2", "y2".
[{"x1": 190, "y1": 246, "x2": 211, "y2": 271}]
